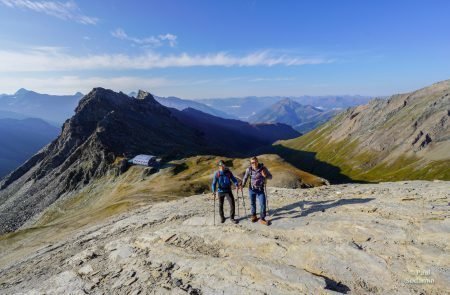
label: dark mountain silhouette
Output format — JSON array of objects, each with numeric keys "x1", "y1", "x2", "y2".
[
  {"x1": 171, "y1": 107, "x2": 300, "y2": 153},
  {"x1": 0, "y1": 118, "x2": 59, "y2": 178}
]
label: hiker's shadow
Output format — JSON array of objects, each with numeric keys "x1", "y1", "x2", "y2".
[{"x1": 270, "y1": 197, "x2": 375, "y2": 221}]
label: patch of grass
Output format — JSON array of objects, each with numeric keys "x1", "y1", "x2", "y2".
[{"x1": 280, "y1": 131, "x2": 450, "y2": 182}]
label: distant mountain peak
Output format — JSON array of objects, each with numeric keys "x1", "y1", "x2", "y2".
[
  {"x1": 74, "y1": 92, "x2": 83, "y2": 97},
  {"x1": 14, "y1": 88, "x2": 31, "y2": 95}
]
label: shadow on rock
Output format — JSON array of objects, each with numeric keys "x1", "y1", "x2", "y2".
[{"x1": 270, "y1": 197, "x2": 375, "y2": 221}]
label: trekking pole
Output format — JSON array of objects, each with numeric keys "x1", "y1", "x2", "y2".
[
  {"x1": 236, "y1": 188, "x2": 240, "y2": 218},
  {"x1": 213, "y1": 193, "x2": 216, "y2": 226},
  {"x1": 241, "y1": 188, "x2": 247, "y2": 218},
  {"x1": 264, "y1": 183, "x2": 270, "y2": 220}
]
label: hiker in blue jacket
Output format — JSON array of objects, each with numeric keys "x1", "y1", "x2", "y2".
[
  {"x1": 242, "y1": 156, "x2": 272, "y2": 225},
  {"x1": 212, "y1": 160, "x2": 241, "y2": 224}
]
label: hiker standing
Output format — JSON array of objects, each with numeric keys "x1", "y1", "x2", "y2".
[
  {"x1": 242, "y1": 156, "x2": 272, "y2": 225},
  {"x1": 212, "y1": 160, "x2": 241, "y2": 224}
]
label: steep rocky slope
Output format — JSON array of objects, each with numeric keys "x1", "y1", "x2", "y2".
[
  {"x1": 0, "y1": 181, "x2": 448, "y2": 294},
  {"x1": 276, "y1": 80, "x2": 450, "y2": 182}
]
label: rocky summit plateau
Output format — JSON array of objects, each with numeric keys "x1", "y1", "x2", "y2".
[{"x1": 0, "y1": 181, "x2": 448, "y2": 294}]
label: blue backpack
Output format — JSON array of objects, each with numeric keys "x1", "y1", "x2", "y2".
[{"x1": 216, "y1": 170, "x2": 232, "y2": 190}]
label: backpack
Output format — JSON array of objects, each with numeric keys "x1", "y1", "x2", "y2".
[
  {"x1": 248, "y1": 163, "x2": 265, "y2": 190},
  {"x1": 216, "y1": 170, "x2": 232, "y2": 190}
]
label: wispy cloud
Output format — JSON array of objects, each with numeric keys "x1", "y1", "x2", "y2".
[
  {"x1": 0, "y1": 47, "x2": 332, "y2": 72},
  {"x1": 0, "y1": 0, "x2": 98, "y2": 24},
  {"x1": 111, "y1": 28, "x2": 178, "y2": 48},
  {"x1": 158, "y1": 33, "x2": 177, "y2": 47}
]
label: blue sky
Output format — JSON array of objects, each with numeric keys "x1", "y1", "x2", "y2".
[{"x1": 0, "y1": 0, "x2": 450, "y2": 98}]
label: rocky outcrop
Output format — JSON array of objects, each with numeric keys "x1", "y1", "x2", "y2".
[{"x1": 0, "y1": 181, "x2": 448, "y2": 294}]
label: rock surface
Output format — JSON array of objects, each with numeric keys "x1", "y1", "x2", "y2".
[{"x1": 0, "y1": 181, "x2": 448, "y2": 294}]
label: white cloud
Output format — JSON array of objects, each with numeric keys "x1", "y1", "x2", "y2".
[
  {"x1": 158, "y1": 33, "x2": 177, "y2": 47},
  {"x1": 0, "y1": 75, "x2": 170, "y2": 94},
  {"x1": 0, "y1": 47, "x2": 332, "y2": 72},
  {"x1": 0, "y1": 0, "x2": 98, "y2": 24},
  {"x1": 111, "y1": 28, "x2": 177, "y2": 48}
]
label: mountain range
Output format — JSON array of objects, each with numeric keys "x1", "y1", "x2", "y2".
[
  {"x1": 249, "y1": 98, "x2": 341, "y2": 133},
  {"x1": 197, "y1": 95, "x2": 371, "y2": 120},
  {"x1": 274, "y1": 80, "x2": 450, "y2": 182},
  {"x1": 0, "y1": 89, "x2": 367, "y2": 127},
  {"x1": 0, "y1": 89, "x2": 83, "y2": 125},
  {"x1": 0, "y1": 88, "x2": 302, "y2": 234}
]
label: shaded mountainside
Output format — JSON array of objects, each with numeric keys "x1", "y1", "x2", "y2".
[
  {"x1": 0, "y1": 88, "x2": 83, "y2": 124},
  {"x1": 276, "y1": 80, "x2": 450, "y2": 182},
  {"x1": 0, "y1": 88, "x2": 311, "y2": 235},
  {"x1": 249, "y1": 98, "x2": 341, "y2": 133},
  {"x1": 172, "y1": 107, "x2": 300, "y2": 153},
  {"x1": 0, "y1": 118, "x2": 59, "y2": 178},
  {"x1": 1, "y1": 181, "x2": 448, "y2": 294}
]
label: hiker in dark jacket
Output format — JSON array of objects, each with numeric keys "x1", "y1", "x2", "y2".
[
  {"x1": 242, "y1": 156, "x2": 272, "y2": 225},
  {"x1": 212, "y1": 160, "x2": 241, "y2": 224}
]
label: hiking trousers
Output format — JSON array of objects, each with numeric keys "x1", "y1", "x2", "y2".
[
  {"x1": 218, "y1": 191, "x2": 235, "y2": 220},
  {"x1": 249, "y1": 187, "x2": 266, "y2": 220}
]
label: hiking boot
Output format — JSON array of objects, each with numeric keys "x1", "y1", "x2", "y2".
[
  {"x1": 230, "y1": 218, "x2": 239, "y2": 224},
  {"x1": 259, "y1": 219, "x2": 269, "y2": 226},
  {"x1": 250, "y1": 215, "x2": 258, "y2": 223}
]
